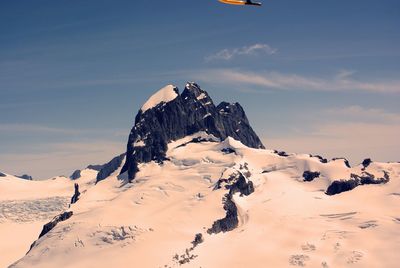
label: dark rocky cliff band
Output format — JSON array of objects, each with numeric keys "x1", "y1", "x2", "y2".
[{"x1": 121, "y1": 82, "x2": 264, "y2": 181}]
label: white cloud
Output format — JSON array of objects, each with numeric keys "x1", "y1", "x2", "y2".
[
  {"x1": 205, "y1": 44, "x2": 277, "y2": 61},
  {"x1": 193, "y1": 69, "x2": 400, "y2": 93}
]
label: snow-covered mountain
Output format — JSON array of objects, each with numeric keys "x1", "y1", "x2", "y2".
[
  {"x1": 2, "y1": 83, "x2": 400, "y2": 268},
  {"x1": 122, "y1": 82, "x2": 264, "y2": 181}
]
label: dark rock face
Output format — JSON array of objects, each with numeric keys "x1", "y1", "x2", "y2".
[
  {"x1": 28, "y1": 211, "x2": 73, "y2": 253},
  {"x1": 191, "y1": 233, "x2": 204, "y2": 248},
  {"x1": 310, "y1": 154, "x2": 328, "y2": 164},
  {"x1": 86, "y1": 164, "x2": 104, "y2": 171},
  {"x1": 17, "y1": 174, "x2": 33, "y2": 180},
  {"x1": 303, "y1": 171, "x2": 321, "y2": 182},
  {"x1": 0, "y1": 172, "x2": 6, "y2": 177},
  {"x1": 70, "y1": 170, "x2": 81, "y2": 180},
  {"x1": 209, "y1": 171, "x2": 254, "y2": 234},
  {"x1": 175, "y1": 136, "x2": 219, "y2": 149},
  {"x1": 214, "y1": 169, "x2": 254, "y2": 194},
  {"x1": 96, "y1": 153, "x2": 126, "y2": 183},
  {"x1": 207, "y1": 194, "x2": 238, "y2": 234},
  {"x1": 326, "y1": 180, "x2": 358, "y2": 195},
  {"x1": 362, "y1": 158, "x2": 372, "y2": 169},
  {"x1": 275, "y1": 150, "x2": 289, "y2": 157},
  {"x1": 39, "y1": 211, "x2": 73, "y2": 239},
  {"x1": 70, "y1": 183, "x2": 80, "y2": 204},
  {"x1": 326, "y1": 171, "x2": 390, "y2": 195},
  {"x1": 121, "y1": 82, "x2": 264, "y2": 181},
  {"x1": 225, "y1": 172, "x2": 255, "y2": 196},
  {"x1": 221, "y1": 147, "x2": 236, "y2": 154}
]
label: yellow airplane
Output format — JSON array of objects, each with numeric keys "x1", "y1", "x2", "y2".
[{"x1": 219, "y1": 0, "x2": 262, "y2": 6}]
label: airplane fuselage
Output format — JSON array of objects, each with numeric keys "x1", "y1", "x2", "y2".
[{"x1": 218, "y1": 0, "x2": 262, "y2": 6}]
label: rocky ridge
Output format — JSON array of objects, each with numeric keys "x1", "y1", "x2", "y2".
[{"x1": 121, "y1": 82, "x2": 264, "y2": 181}]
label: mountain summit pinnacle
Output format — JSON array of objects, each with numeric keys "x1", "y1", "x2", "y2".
[{"x1": 121, "y1": 83, "x2": 264, "y2": 180}]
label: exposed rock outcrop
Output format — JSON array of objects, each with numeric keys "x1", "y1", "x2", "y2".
[
  {"x1": 37, "y1": 211, "x2": 73, "y2": 239},
  {"x1": 209, "y1": 171, "x2": 254, "y2": 234},
  {"x1": 121, "y1": 82, "x2": 264, "y2": 181},
  {"x1": 70, "y1": 170, "x2": 81, "y2": 180},
  {"x1": 303, "y1": 171, "x2": 321, "y2": 182},
  {"x1": 191, "y1": 233, "x2": 204, "y2": 248},
  {"x1": 275, "y1": 150, "x2": 289, "y2": 157},
  {"x1": 326, "y1": 171, "x2": 390, "y2": 195},
  {"x1": 17, "y1": 174, "x2": 33, "y2": 180},
  {"x1": 0, "y1": 172, "x2": 6, "y2": 177},
  {"x1": 361, "y1": 158, "x2": 372, "y2": 170},
  {"x1": 96, "y1": 153, "x2": 126, "y2": 183},
  {"x1": 207, "y1": 194, "x2": 238, "y2": 234},
  {"x1": 28, "y1": 211, "x2": 74, "y2": 252},
  {"x1": 310, "y1": 154, "x2": 328, "y2": 164},
  {"x1": 332, "y1": 157, "x2": 351, "y2": 168},
  {"x1": 70, "y1": 183, "x2": 80, "y2": 204}
]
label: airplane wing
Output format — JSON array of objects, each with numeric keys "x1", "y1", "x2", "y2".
[{"x1": 218, "y1": 0, "x2": 247, "y2": 5}]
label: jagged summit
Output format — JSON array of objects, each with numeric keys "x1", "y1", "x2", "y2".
[
  {"x1": 121, "y1": 82, "x2": 264, "y2": 180},
  {"x1": 183, "y1": 82, "x2": 209, "y2": 100}
]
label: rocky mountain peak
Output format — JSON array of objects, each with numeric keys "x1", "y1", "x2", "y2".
[
  {"x1": 121, "y1": 82, "x2": 264, "y2": 181},
  {"x1": 182, "y1": 82, "x2": 210, "y2": 100}
]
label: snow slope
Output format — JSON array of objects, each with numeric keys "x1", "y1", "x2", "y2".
[
  {"x1": 140, "y1": 84, "x2": 178, "y2": 112},
  {"x1": 0, "y1": 170, "x2": 98, "y2": 268},
  {"x1": 10, "y1": 134, "x2": 400, "y2": 268}
]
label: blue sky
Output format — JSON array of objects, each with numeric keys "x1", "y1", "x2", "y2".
[{"x1": 1, "y1": 0, "x2": 399, "y2": 178}]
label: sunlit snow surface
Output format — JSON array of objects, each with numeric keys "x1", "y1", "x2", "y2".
[
  {"x1": 140, "y1": 84, "x2": 178, "y2": 113},
  {"x1": 3, "y1": 134, "x2": 400, "y2": 268},
  {"x1": 0, "y1": 170, "x2": 98, "y2": 268}
]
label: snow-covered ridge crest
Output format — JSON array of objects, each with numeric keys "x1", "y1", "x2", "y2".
[{"x1": 140, "y1": 84, "x2": 178, "y2": 112}]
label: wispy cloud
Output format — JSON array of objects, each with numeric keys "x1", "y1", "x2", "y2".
[
  {"x1": 264, "y1": 105, "x2": 400, "y2": 163},
  {"x1": 192, "y1": 69, "x2": 400, "y2": 93},
  {"x1": 205, "y1": 44, "x2": 277, "y2": 62}
]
